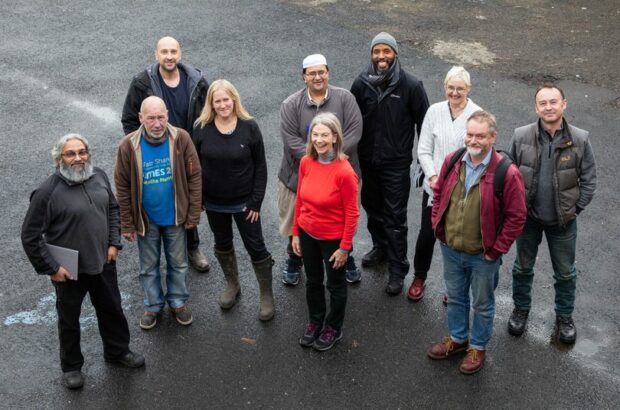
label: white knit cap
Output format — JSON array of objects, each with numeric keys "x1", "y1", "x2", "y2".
[{"x1": 302, "y1": 54, "x2": 327, "y2": 69}]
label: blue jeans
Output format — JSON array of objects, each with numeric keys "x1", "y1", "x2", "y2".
[
  {"x1": 138, "y1": 220, "x2": 189, "y2": 312},
  {"x1": 511, "y1": 217, "x2": 577, "y2": 316},
  {"x1": 441, "y1": 243, "x2": 501, "y2": 350}
]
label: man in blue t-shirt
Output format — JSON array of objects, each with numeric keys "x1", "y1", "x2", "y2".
[
  {"x1": 115, "y1": 96, "x2": 202, "y2": 330},
  {"x1": 121, "y1": 36, "x2": 210, "y2": 273}
]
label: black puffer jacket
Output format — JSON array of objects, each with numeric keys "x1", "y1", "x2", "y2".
[{"x1": 121, "y1": 62, "x2": 209, "y2": 136}]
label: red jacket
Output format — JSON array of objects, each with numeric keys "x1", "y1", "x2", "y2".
[{"x1": 432, "y1": 149, "x2": 526, "y2": 260}]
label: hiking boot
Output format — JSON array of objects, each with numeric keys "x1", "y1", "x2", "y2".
[
  {"x1": 105, "y1": 351, "x2": 145, "y2": 368},
  {"x1": 215, "y1": 248, "x2": 241, "y2": 309},
  {"x1": 313, "y1": 325, "x2": 343, "y2": 352},
  {"x1": 299, "y1": 323, "x2": 323, "y2": 347},
  {"x1": 61, "y1": 370, "x2": 84, "y2": 390},
  {"x1": 139, "y1": 311, "x2": 159, "y2": 330},
  {"x1": 345, "y1": 255, "x2": 361, "y2": 283},
  {"x1": 442, "y1": 294, "x2": 448, "y2": 306},
  {"x1": 407, "y1": 277, "x2": 426, "y2": 301},
  {"x1": 385, "y1": 274, "x2": 404, "y2": 295},
  {"x1": 172, "y1": 306, "x2": 193, "y2": 326},
  {"x1": 508, "y1": 307, "x2": 529, "y2": 336},
  {"x1": 427, "y1": 337, "x2": 469, "y2": 359},
  {"x1": 555, "y1": 315, "x2": 577, "y2": 344},
  {"x1": 188, "y1": 248, "x2": 210, "y2": 272},
  {"x1": 282, "y1": 256, "x2": 302, "y2": 286},
  {"x1": 253, "y1": 256, "x2": 275, "y2": 321},
  {"x1": 459, "y1": 348, "x2": 486, "y2": 374},
  {"x1": 361, "y1": 246, "x2": 387, "y2": 267}
]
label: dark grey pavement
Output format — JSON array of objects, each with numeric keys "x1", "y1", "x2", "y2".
[{"x1": 1, "y1": 0, "x2": 618, "y2": 408}]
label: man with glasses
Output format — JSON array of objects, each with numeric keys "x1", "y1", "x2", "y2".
[
  {"x1": 427, "y1": 111, "x2": 526, "y2": 374},
  {"x1": 22, "y1": 134, "x2": 144, "y2": 389},
  {"x1": 351, "y1": 32, "x2": 430, "y2": 295},
  {"x1": 115, "y1": 96, "x2": 202, "y2": 330},
  {"x1": 121, "y1": 36, "x2": 211, "y2": 273},
  {"x1": 278, "y1": 54, "x2": 363, "y2": 286}
]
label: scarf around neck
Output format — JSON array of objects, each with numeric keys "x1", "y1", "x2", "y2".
[{"x1": 358, "y1": 57, "x2": 401, "y2": 103}]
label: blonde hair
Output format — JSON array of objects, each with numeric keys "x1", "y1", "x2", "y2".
[
  {"x1": 194, "y1": 79, "x2": 252, "y2": 127},
  {"x1": 305, "y1": 112, "x2": 347, "y2": 160}
]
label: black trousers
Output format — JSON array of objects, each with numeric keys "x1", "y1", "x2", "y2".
[
  {"x1": 360, "y1": 161, "x2": 411, "y2": 278},
  {"x1": 206, "y1": 210, "x2": 270, "y2": 261},
  {"x1": 53, "y1": 262, "x2": 130, "y2": 372},
  {"x1": 413, "y1": 191, "x2": 436, "y2": 279},
  {"x1": 186, "y1": 226, "x2": 200, "y2": 251},
  {"x1": 299, "y1": 228, "x2": 347, "y2": 330}
]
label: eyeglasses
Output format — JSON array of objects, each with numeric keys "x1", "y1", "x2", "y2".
[
  {"x1": 61, "y1": 149, "x2": 90, "y2": 158},
  {"x1": 446, "y1": 86, "x2": 468, "y2": 94},
  {"x1": 305, "y1": 70, "x2": 327, "y2": 78}
]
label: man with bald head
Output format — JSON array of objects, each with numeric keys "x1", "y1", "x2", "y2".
[
  {"x1": 115, "y1": 96, "x2": 202, "y2": 330},
  {"x1": 121, "y1": 36, "x2": 211, "y2": 272}
]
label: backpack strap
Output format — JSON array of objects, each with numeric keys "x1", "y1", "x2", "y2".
[
  {"x1": 493, "y1": 151, "x2": 513, "y2": 202},
  {"x1": 444, "y1": 147, "x2": 467, "y2": 178}
]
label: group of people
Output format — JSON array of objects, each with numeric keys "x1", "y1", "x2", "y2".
[{"x1": 20, "y1": 31, "x2": 597, "y2": 388}]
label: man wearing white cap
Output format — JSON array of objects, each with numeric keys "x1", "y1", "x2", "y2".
[
  {"x1": 351, "y1": 32, "x2": 430, "y2": 295},
  {"x1": 278, "y1": 54, "x2": 363, "y2": 286}
]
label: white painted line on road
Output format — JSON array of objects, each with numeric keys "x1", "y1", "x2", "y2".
[
  {"x1": 0, "y1": 67, "x2": 120, "y2": 127},
  {"x1": 4, "y1": 291, "x2": 131, "y2": 330}
]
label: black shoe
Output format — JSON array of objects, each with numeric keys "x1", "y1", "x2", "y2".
[
  {"x1": 385, "y1": 275, "x2": 404, "y2": 295},
  {"x1": 555, "y1": 315, "x2": 577, "y2": 344},
  {"x1": 299, "y1": 323, "x2": 322, "y2": 347},
  {"x1": 508, "y1": 307, "x2": 529, "y2": 336},
  {"x1": 361, "y1": 247, "x2": 387, "y2": 267},
  {"x1": 106, "y1": 351, "x2": 146, "y2": 368},
  {"x1": 312, "y1": 325, "x2": 343, "y2": 352},
  {"x1": 62, "y1": 370, "x2": 84, "y2": 390}
]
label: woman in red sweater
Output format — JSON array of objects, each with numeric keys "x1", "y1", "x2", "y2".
[{"x1": 291, "y1": 112, "x2": 360, "y2": 351}]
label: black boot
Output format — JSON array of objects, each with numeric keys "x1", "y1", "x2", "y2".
[
  {"x1": 362, "y1": 246, "x2": 387, "y2": 267},
  {"x1": 385, "y1": 274, "x2": 404, "y2": 295},
  {"x1": 508, "y1": 307, "x2": 529, "y2": 336},
  {"x1": 555, "y1": 315, "x2": 577, "y2": 344}
]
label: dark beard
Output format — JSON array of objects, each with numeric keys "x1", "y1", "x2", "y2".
[{"x1": 59, "y1": 160, "x2": 94, "y2": 183}]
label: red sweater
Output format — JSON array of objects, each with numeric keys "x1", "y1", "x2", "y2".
[{"x1": 292, "y1": 156, "x2": 359, "y2": 250}]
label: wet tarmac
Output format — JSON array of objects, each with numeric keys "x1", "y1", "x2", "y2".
[{"x1": 1, "y1": 0, "x2": 618, "y2": 408}]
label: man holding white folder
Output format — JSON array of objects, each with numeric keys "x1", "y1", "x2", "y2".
[{"x1": 21, "y1": 134, "x2": 144, "y2": 390}]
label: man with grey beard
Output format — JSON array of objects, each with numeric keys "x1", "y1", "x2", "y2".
[{"x1": 21, "y1": 134, "x2": 144, "y2": 390}]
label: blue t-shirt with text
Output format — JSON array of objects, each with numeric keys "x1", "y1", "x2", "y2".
[{"x1": 141, "y1": 137, "x2": 175, "y2": 225}]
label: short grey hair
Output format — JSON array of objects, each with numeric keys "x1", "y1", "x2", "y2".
[
  {"x1": 444, "y1": 66, "x2": 471, "y2": 88},
  {"x1": 467, "y1": 110, "x2": 497, "y2": 134},
  {"x1": 51, "y1": 133, "x2": 90, "y2": 166}
]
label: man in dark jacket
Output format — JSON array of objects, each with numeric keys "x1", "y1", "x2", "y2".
[
  {"x1": 21, "y1": 134, "x2": 144, "y2": 390},
  {"x1": 351, "y1": 32, "x2": 430, "y2": 294},
  {"x1": 121, "y1": 36, "x2": 210, "y2": 272},
  {"x1": 427, "y1": 111, "x2": 526, "y2": 374},
  {"x1": 507, "y1": 84, "x2": 597, "y2": 344}
]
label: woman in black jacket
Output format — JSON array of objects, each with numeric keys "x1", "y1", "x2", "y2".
[{"x1": 193, "y1": 79, "x2": 274, "y2": 321}]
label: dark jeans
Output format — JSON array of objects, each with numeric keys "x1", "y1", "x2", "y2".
[
  {"x1": 53, "y1": 261, "x2": 130, "y2": 372},
  {"x1": 511, "y1": 217, "x2": 578, "y2": 315},
  {"x1": 360, "y1": 161, "x2": 410, "y2": 277},
  {"x1": 299, "y1": 228, "x2": 347, "y2": 330},
  {"x1": 206, "y1": 210, "x2": 270, "y2": 261},
  {"x1": 413, "y1": 191, "x2": 436, "y2": 279},
  {"x1": 186, "y1": 226, "x2": 200, "y2": 251}
]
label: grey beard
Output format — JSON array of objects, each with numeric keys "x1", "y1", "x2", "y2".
[{"x1": 59, "y1": 160, "x2": 94, "y2": 183}]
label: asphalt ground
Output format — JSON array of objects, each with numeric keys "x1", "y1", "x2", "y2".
[{"x1": 1, "y1": 0, "x2": 618, "y2": 408}]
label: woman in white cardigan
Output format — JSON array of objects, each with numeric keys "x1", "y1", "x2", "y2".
[{"x1": 407, "y1": 66, "x2": 482, "y2": 302}]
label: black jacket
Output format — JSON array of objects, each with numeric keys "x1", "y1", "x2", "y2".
[
  {"x1": 351, "y1": 67, "x2": 429, "y2": 168},
  {"x1": 121, "y1": 62, "x2": 209, "y2": 136},
  {"x1": 21, "y1": 168, "x2": 122, "y2": 276}
]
